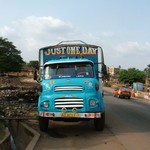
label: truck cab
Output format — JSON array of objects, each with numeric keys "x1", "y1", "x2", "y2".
[{"x1": 37, "y1": 41, "x2": 106, "y2": 131}]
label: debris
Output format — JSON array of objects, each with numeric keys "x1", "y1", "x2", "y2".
[{"x1": 0, "y1": 76, "x2": 39, "y2": 118}]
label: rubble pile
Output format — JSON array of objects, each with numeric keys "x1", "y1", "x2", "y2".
[{"x1": 0, "y1": 76, "x2": 39, "y2": 118}]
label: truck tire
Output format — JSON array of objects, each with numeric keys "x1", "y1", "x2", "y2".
[
  {"x1": 39, "y1": 116, "x2": 49, "y2": 131},
  {"x1": 94, "y1": 113, "x2": 105, "y2": 131}
]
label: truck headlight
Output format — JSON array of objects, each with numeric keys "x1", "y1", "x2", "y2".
[
  {"x1": 43, "y1": 101, "x2": 49, "y2": 108},
  {"x1": 89, "y1": 100, "x2": 96, "y2": 106}
]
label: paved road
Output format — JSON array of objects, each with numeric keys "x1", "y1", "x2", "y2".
[
  {"x1": 104, "y1": 87, "x2": 150, "y2": 150},
  {"x1": 33, "y1": 87, "x2": 150, "y2": 150}
]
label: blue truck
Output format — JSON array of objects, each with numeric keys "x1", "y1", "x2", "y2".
[{"x1": 36, "y1": 40, "x2": 107, "y2": 131}]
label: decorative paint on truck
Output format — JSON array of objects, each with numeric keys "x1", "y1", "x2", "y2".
[{"x1": 37, "y1": 41, "x2": 107, "y2": 131}]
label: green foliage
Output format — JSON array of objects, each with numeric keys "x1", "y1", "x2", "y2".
[
  {"x1": 119, "y1": 68, "x2": 146, "y2": 83},
  {"x1": 144, "y1": 64, "x2": 150, "y2": 78},
  {"x1": 27, "y1": 60, "x2": 39, "y2": 69},
  {"x1": 0, "y1": 37, "x2": 24, "y2": 73},
  {"x1": 103, "y1": 82, "x2": 111, "y2": 87}
]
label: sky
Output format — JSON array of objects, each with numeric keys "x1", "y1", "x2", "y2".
[{"x1": 0, "y1": 0, "x2": 150, "y2": 70}]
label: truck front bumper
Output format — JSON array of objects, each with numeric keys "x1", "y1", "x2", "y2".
[{"x1": 39, "y1": 111, "x2": 101, "y2": 118}]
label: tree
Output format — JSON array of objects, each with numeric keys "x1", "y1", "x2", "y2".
[
  {"x1": 144, "y1": 64, "x2": 150, "y2": 78},
  {"x1": 119, "y1": 68, "x2": 145, "y2": 84},
  {"x1": 27, "y1": 60, "x2": 39, "y2": 69},
  {"x1": 0, "y1": 37, "x2": 24, "y2": 73}
]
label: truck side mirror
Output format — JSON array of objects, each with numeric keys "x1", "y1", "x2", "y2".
[
  {"x1": 102, "y1": 64, "x2": 107, "y2": 79},
  {"x1": 33, "y1": 69, "x2": 37, "y2": 80}
]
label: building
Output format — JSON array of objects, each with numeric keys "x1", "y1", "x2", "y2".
[{"x1": 108, "y1": 66, "x2": 115, "y2": 76}]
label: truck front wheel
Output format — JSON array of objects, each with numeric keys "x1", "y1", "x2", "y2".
[
  {"x1": 39, "y1": 116, "x2": 49, "y2": 131},
  {"x1": 94, "y1": 113, "x2": 105, "y2": 131}
]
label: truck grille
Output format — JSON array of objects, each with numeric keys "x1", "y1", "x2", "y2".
[
  {"x1": 54, "y1": 86, "x2": 83, "y2": 92},
  {"x1": 55, "y1": 98, "x2": 83, "y2": 109}
]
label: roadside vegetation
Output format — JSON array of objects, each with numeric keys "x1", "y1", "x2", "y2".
[
  {"x1": 0, "y1": 37, "x2": 24, "y2": 73},
  {"x1": 105, "y1": 66, "x2": 150, "y2": 85},
  {"x1": 118, "y1": 68, "x2": 146, "y2": 84},
  {"x1": 0, "y1": 37, "x2": 39, "y2": 74}
]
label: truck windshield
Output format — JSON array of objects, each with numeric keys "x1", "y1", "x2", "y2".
[{"x1": 44, "y1": 62, "x2": 94, "y2": 79}]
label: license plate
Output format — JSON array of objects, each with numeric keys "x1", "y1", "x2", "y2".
[{"x1": 61, "y1": 113, "x2": 79, "y2": 118}]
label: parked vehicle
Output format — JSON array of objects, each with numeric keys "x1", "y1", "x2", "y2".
[
  {"x1": 113, "y1": 87, "x2": 131, "y2": 99},
  {"x1": 35, "y1": 40, "x2": 107, "y2": 131}
]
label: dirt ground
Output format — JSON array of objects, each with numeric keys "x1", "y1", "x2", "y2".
[
  {"x1": 0, "y1": 75, "x2": 39, "y2": 143},
  {"x1": 0, "y1": 75, "x2": 38, "y2": 86},
  {"x1": 0, "y1": 76, "x2": 39, "y2": 117}
]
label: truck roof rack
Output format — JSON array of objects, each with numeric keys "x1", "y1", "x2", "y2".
[
  {"x1": 57, "y1": 40, "x2": 88, "y2": 45},
  {"x1": 39, "y1": 40, "x2": 102, "y2": 50}
]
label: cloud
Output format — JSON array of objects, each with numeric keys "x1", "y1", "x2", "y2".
[
  {"x1": 0, "y1": 16, "x2": 79, "y2": 61},
  {"x1": 0, "y1": 26, "x2": 16, "y2": 37},
  {"x1": 0, "y1": 16, "x2": 149, "y2": 70},
  {"x1": 101, "y1": 31, "x2": 114, "y2": 38},
  {"x1": 106, "y1": 41, "x2": 150, "y2": 70},
  {"x1": 114, "y1": 41, "x2": 140, "y2": 57},
  {"x1": 16, "y1": 16, "x2": 75, "y2": 37},
  {"x1": 1, "y1": 16, "x2": 113, "y2": 62},
  {"x1": 114, "y1": 41, "x2": 150, "y2": 56}
]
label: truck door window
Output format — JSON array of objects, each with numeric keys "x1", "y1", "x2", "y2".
[
  {"x1": 44, "y1": 65, "x2": 57, "y2": 79},
  {"x1": 76, "y1": 63, "x2": 94, "y2": 77}
]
